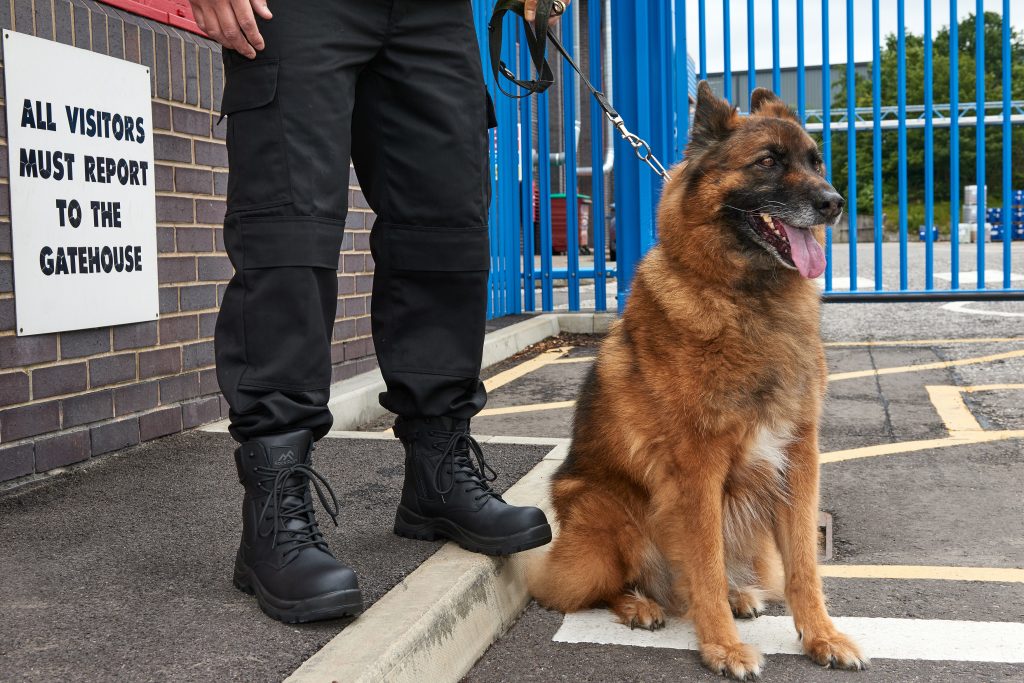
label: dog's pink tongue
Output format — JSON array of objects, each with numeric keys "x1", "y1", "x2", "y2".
[{"x1": 781, "y1": 223, "x2": 826, "y2": 279}]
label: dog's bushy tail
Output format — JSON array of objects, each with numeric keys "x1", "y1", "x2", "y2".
[
  {"x1": 526, "y1": 542, "x2": 593, "y2": 613},
  {"x1": 527, "y1": 525, "x2": 632, "y2": 613}
]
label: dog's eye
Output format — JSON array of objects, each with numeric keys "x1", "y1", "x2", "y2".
[{"x1": 757, "y1": 156, "x2": 776, "y2": 168}]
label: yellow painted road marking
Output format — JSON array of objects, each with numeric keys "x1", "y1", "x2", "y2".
[
  {"x1": 926, "y1": 385, "x2": 985, "y2": 432},
  {"x1": 821, "y1": 383, "x2": 1024, "y2": 462},
  {"x1": 477, "y1": 400, "x2": 577, "y2": 417},
  {"x1": 819, "y1": 564, "x2": 1024, "y2": 583},
  {"x1": 377, "y1": 346, "x2": 575, "y2": 432},
  {"x1": 828, "y1": 349, "x2": 1024, "y2": 382},
  {"x1": 484, "y1": 347, "x2": 573, "y2": 393},
  {"x1": 477, "y1": 358, "x2": 1024, "y2": 424},
  {"x1": 824, "y1": 337, "x2": 1024, "y2": 347},
  {"x1": 820, "y1": 430, "x2": 1024, "y2": 464}
]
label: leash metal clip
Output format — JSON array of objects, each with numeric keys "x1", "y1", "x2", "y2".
[{"x1": 609, "y1": 115, "x2": 671, "y2": 182}]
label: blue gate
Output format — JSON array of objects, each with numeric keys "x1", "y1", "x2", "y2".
[{"x1": 472, "y1": 0, "x2": 1023, "y2": 318}]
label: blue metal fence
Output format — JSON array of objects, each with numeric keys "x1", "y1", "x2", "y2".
[{"x1": 472, "y1": 0, "x2": 1023, "y2": 319}]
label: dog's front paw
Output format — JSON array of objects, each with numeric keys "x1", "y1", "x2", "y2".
[
  {"x1": 802, "y1": 629, "x2": 868, "y2": 670},
  {"x1": 700, "y1": 641, "x2": 764, "y2": 680}
]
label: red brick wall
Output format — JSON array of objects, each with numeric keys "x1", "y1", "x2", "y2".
[{"x1": 0, "y1": 0, "x2": 377, "y2": 484}]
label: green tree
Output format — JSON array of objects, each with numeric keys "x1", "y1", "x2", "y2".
[{"x1": 827, "y1": 11, "x2": 1024, "y2": 229}]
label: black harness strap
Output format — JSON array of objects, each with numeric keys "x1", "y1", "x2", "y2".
[{"x1": 488, "y1": 0, "x2": 555, "y2": 98}]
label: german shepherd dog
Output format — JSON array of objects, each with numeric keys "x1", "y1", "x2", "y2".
[{"x1": 529, "y1": 82, "x2": 866, "y2": 680}]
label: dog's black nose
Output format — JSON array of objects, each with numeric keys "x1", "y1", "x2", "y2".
[{"x1": 814, "y1": 191, "x2": 845, "y2": 222}]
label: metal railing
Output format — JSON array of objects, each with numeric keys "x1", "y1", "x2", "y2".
[{"x1": 473, "y1": 1, "x2": 1023, "y2": 318}]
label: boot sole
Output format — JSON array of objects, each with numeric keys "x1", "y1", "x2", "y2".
[
  {"x1": 393, "y1": 505, "x2": 553, "y2": 556},
  {"x1": 234, "y1": 564, "x2": 364, "y2": 624}
]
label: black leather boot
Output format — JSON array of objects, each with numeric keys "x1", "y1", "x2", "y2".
[
  {"x1": 392, "y1": 416, "x2": 552, "y2": 556},
  {"x1": 233, "y1": 429, "x2": 363, "y2": 623}
]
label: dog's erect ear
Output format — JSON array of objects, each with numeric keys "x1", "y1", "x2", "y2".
[
  {"x1": 748, "y1": 86, "x2": 801, "y2": 123},
  {"x1": 749, "y1": 87, "x2": 780, "y2": 113},
  {"x1": 688, "y1": 81, "x2": 737, "y2": 156}
]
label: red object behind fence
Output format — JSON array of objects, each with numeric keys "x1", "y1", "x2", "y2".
[{"x1": 532, "y1": 192, "x2": 591, "y2": 255}]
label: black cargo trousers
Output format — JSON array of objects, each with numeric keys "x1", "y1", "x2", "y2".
[{"x1": 215, "y1": 0, "x2": 494, "y2": 442}]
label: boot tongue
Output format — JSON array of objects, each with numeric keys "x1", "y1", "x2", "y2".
[
  {"x1": 780, "y1": 222, "x2": 826, "y2": 279},
  {"x1": 263, "y1": 445, "x2": 314, "y2": 533}
]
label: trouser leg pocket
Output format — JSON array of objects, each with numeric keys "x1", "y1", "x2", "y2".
[
  {"x1": 370, "y1": 223, "x2": 490, "y2": 417},
  {"x1": 219, "y1": 215, "x2": 344, "y2": 393}
]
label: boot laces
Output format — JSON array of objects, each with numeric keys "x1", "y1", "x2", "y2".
[
  {"x1": 429, "y1": 429, "x2": 503, "y2": 504},
  {"x1": 254, "y1": 462, "x2": 340, "y2": 560}
]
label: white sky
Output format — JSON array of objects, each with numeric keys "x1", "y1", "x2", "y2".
[{"x1": 687, "y1": 0, "x2": 1024, "y2": 73}]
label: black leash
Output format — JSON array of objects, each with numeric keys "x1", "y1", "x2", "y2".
[{"x1": 487, "y1": 0, "x2": 671, "y2": 181}]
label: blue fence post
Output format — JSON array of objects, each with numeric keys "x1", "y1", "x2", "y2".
[
  {"x1": 537, "y1": 90, "x2": 554, "y2": 311},
  {"x1": 675, "y1": 0, "x2": 690, "y2": 160},
  {"x1": 896, "y1": 0, "x2": 908, "y2": 291},
  {"x1": 821, "y1": 0, "x2": 832, "y2": 292},
  {"x1": 500, "y1": 14, "x2": 521, "y2": 314},
  {"x1": 698, "y1": 0, "x2": 707, "y2": 80},
  {"x1": 519, "y1": 24, "x2": 535, "y2": 312},
  {"x1": 796, "y1": 0, "x2": 805, "y2": 124},
  {"x1": 722, "y1": 0, "x2": 731, "y2": 102},
  {"x1": 950, "y1": 0, "x2": 960, "y2": 290},
  {"x1": 1001, "y1": 0, "x2": 1012, "y2": 289},
  {"x1": 636, "y1": 0, "x2": 656, "y2": 260},
  {"x1": 975, "y1": 0, "x2": 986, "y2": 288},
  {"x1": 611, "y1": 0, "x2": 640, "y2": 312},
  {"x1": 589, "y1": 0, "x2": 607, "y2": 312},
  {"x1": 561, "y1": 7, "x2": 581, "y2": 311},
  {"x1": 845, "y1": 0, "x2": 857, "y2": 291},
  {"x1": 746, "y1": 0, "x2": 755, "y2": 97},
  {"x1": 924, "y1": 0, "x2": 934, "y2": 290},
  {"x1": 664, "y1": 0, "x2": 678, "y2": 169},
  {"x1": 771, "y1": 0, "x2": 780, "y2": 94},
  {"x1": 871, "y1": 0, "x2": 882, "y2": 290}
]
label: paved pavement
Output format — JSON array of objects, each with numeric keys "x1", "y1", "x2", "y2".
[{"x1": 0, "y1": 432, "x2": 549, "y2": 682}]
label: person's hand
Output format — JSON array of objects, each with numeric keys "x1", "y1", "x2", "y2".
[
  {"x1": 188, "y1": 0, "x2": 272, "y2": 59},
  {"x1": 524, "y1": 0, "x2": 571, "y2": 25}
]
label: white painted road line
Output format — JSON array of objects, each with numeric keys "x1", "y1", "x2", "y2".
[
  {"x1": 554, "y1": 610, "x2": 1024, "y2": 663},
  {"x1": 942, "y1": 301, "x2": 1024, "y2": 317}
]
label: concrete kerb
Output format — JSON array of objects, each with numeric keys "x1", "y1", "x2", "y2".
[
  {"x1": 286, "y1": 442, "x2": 569, "y2": 683},
  {"x1": 203, "y1": 312, "x2": 614, "y2": 435}
]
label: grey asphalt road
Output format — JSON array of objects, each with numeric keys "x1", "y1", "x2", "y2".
[{"x1": 462, "y1": 300, "x2": 1024, "y2": 682}]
